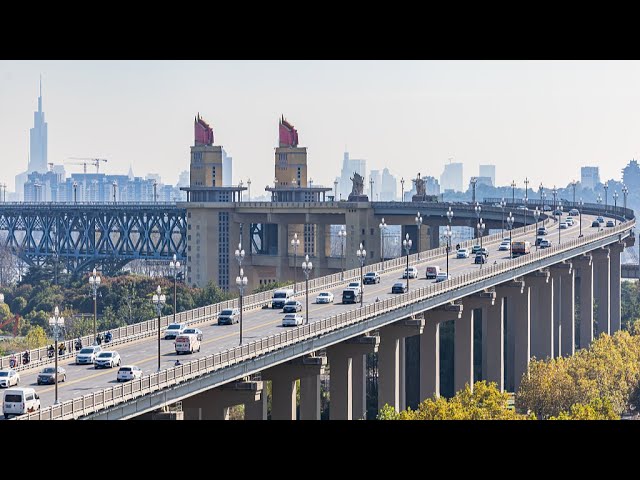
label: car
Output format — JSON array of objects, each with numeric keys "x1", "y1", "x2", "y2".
[
  {"x1": 566, "y1": 217, "x2": 574, "y2": 226},
  {"x1": 537, "y1": 227, "x2": 548, "y2": 236},
  {"x1": 471, "y1": 245, "x2": 482, "y2": 255},
  {"x1": 347, "y1": 281, "x2": 362, "y2": 293},
  {"x1": 498, "y1": 241, "x2": 510, "y2": 251},
  {"x1": 218, "y1": 308, "x2": 240, "y2": 325},
  {"x1": 591, "y1": 220, "x2": 600, "y2": 227},
  {"x1": 117, "y1": 365, "x2": 143, "y2": 382},
  {"x1": 363, "y1": 272, "x2": 381, "y2": 284},
  {"x1": 559, "y1": 222, "x2": 568, "y2": 229},
  {"x1": 543, "y1": 205, "x2": 552, "y2": 211},
  {"x1": 391, "y1": 282, "x2": 408, "y2": 294},
  {"x1": 94, "y1": 351, "x2": 121, "y2": 369},
  {"x1": 315, "y1": 292, "x2": 334, "y2": 304},
  {"x1": 402, "y1": 267, "x2": 419, "y2": 279},
  {"x1": 425, "y1": 266, "x2": 441, "y2": 279},
  {"x1": 341, "y1": 289, "x2": 362, "y2": 304},
  {"x1": 175, "y1": 334, "x2": 201, "y2": 354},
  {"x1": 37, "y1": 366, "x2": 66, "y2": 385},
  {"x1": 569, "y1": 208, "x2": 579, "y2": 216},
  {"x1": 282, "y1": 313, "x2": 303, "y2": 327},
  {"x1": 76, "y1": 345, "x2": 102, "y2": 365},
  {"x1": 283, "y1": 300, "x2": 303, "y2": 313},
  {"x1": 554, "y1": 209, "x2": 563, "y2": 216},
  {"x1": 457, "y1": 248, "x2": 470, "y2": 258},
  {"x1": 163, "y1": 322, "x2": 187, "y2": 339},
  {"x1": 0, "y1": 369, "x2": 20, "y2": 388},
  {"x1": 182, "y1": 327, "x2": 203, "y2": 341},
  {"x1": 535, "y1": 237, "x2": 544, "y2": 246},
  {"x1": 539, "y1": 239, "x2": 552, "y2": 248},
  {"x1": 502, "y1": 237, "x2": 511, "y2": 243},
  {"x1": 435, "y1": 272, "x2": 449, "y2": 283},
  {"x1": 474, "y1": 253, "x2": 487, "y2": 264},
  {"x1": 479, "y1": 247, "x2": 489, "y2": 257},
  {"x1": 596, "y1": 216, "x2": 604, "y2": 223},
  {"x1": 606, "y1": 220, "x2": 615, "y2": 227},
  {"x1": 3, "y1": 388, "x2": 40, "y2": 419},
  {"x1": 517, "y1": 205, "x2": 527, "y2": 210}
]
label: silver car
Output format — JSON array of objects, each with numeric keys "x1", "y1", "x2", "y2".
[
  {"x1": 182, "y1": 327, "x2": 203, "y2": 341},
  {"x1": 0, "y1": 369, "x2": 20, "y2": 388},
  {"x1": 37, "y1": 367, "x2": 66, "y2": 385},
  {"x1": 94, "y1": 351, "x2": 121, "y2": 369},
  {"x1": 76, "y1": 345, "x2": 102, "y2": 365}
]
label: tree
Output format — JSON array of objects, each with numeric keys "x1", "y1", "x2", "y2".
[
  {"x1": 549, "y1": 398, "x2": 619, "y2": 420},
  {"x1": 25, "y1": 325, "x2": 48, "y2": 349}
]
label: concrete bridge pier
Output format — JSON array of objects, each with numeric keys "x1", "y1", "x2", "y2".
[
  {"x1": 527, "y1": 270, "x2": 553, "y2": 360},
  {"x1": 181, "y1": 380, "x2": 264, "y2": 420},
  {"x1": 496, "y1": 279, "x2": 529, "y2": 391},
  {"x1": 609, "y1": 243, "x2": 624, "y2": 333},
  {"x1": 460, "y1": 291, "x2": 495, "y2": 393},
  {"x1": 550, "y1": 262, "x2": 574, "y2": 357},
  {"x1": 377, "y1": 318, "x2": 424, "y2": 412},
  {"x1": 262, "y1": 356, "x2": 326, "y2": 420},
  {"x1": 574, "y1": 254, "x2": 593, "y2": 348},
  {"x1": 592, "y1": 247, "x2": 610, "y2": 336},
  {"x1": 420, "y1": 304, "x2": 462, "y2": 400},
  {"x1": 485, "y1": 294, "x2": 505, "y2": 391},
  {"x1": 327, "y1": 335, "x2": 379, "y2": 420}
]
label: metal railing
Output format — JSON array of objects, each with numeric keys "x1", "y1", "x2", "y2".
[{"x1": 17, "y1": 215, "x2": 631, "y2": 420}]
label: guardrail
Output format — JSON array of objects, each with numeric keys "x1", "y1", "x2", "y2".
[
  {"x1": 0, "y1": 215, "x2": 553, "y2": 372},
  {"x1": 18, "y1": 214, "x2": 629, "y2": 420}
]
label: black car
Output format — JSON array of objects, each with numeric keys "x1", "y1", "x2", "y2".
[
  {"x1": 474, "y1": 253, "x2": 487, "y2": 264},
  {"x1": 591, "y1": 220, "x2": 600, "y2": 227},
  {"x1": 391, "y1": 282, "x2": 408, "y2": 294},
  {"x1": 535, "y1": 237, "x2": 544, "y2": 246},
  {"x1": 342, "y1": 289, "x2": 361, "y2": 304},
  {"x1": 606, "y1": 220, "x2": 615, "y2": 227},
  {"x1": 537, "y1": 228, "x2": 548, "y2": 236},
  {"x1": 363, "y1": 272, "x2": 381, "y2": 284}
]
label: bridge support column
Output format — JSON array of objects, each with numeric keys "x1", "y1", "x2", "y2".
[
  {"x1": 327, "y1": 335, "x2": 379, "y2": 420},
  {"x1": 429, "y1": 225, "x2": 440, "y2": 250},
  {"x1": 244, "y1": 391, "x2": 268, "y2": 420},
  {"x1": 609, "y1": 243, "x2": 624, "y2": 333},
  {"x1": 299, "y1": 375, "x2": 321, "y2": 420},
  {"x1": 181, "y1": 381, "x2": 263, "y2": 420},
  {"x1": 593, "y1": 248, "x2": 610, "y2": 336},
  {"x1": 421, "y1": 306, "x2": 461, "y2": 400},
  {"x1": 497, "y1": 280, "x2": 529, "y2": 391},
  {"x1": 262, "y1": 356, "x2": 326, "y2": 420},
  {"x1": 485, "y1": 295, "x2": 504, "y2": 391},
  {"x1": 551, "y1": 262, "x2": 574, "y2": 357},
  {"x1": 574, "y1": 255, "x2": 593, "y2": 348},
  {"x1": 553, "y1": 276, "x2": 561, "y2": 357},
  {"x1": 378, "y1": 318, "x2": 424, "y2": 412},
  {"x1": 527, "y1": 270, "x2": 553, "y2": 360},
  {"x1": 459, "y1": 291, "x2": 495, "y2": 393}
]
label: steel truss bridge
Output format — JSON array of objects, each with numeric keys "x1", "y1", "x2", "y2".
[{"x1": 0, "y1": 202, "x2": 187, "y2": 275}]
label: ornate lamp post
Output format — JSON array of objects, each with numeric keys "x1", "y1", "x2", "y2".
[
  {"x1": 234, "y1": 242, "x2": 245, "y2": 274},
  {"x1": 613, "y1": 191, "x2": 619, "y2": 225},
  {"x1": 169, "y1": 254, "x2": 181, "y2": 324},
  {"x1": 533, "y1": 207, "x2": 540, "y2": 250},
  {"x1": 524, "y1": 177, "x2": 529, "y2": 203},
  {"x1": 235, "y1": 269, "x2": 247, "y2": 344},
  {"x1": 73, "y1": 181, "x2": 78, "y2": 204},
  {"x1": 522, "y1": 197, "x2": 528, "y2": 227},
  {"x1": 333, "y1": 179, "x2": 338, "y2": 201},
  {"x1": 88, "y1": 268, "x2": 101, "y2": 340},
  {"x1": 507, "y1": 212, "x2": 515, "y2": 259},
  {"x1": 571, "y1": 180, "x2": 577, "y2": 204},
  {"x1": 597, "y1": 194, "x2": 602, "y2": 213},
  {"x1": 443, "y1": 225, "x2": 452, "y2": 277},
  {"x1": 48, "y1": 306, "x2": 64, "y2": 405},
  {"x1": 552, "y1": 186, "x2": 558, "y2": 212},
  {"x1": 510, "y1": 180, "x2": 516, "y2": 204},
  {"x1": 557, "y1": 205, "x2": 563, "y2": 245},
  {"x1": 356, "y1": 243, "x2": 366, "y2": 307},
  {"x1": 291, "y1": 233, "x2": 300, "y2": 293},
  {"x1": 622, "y1": 185, "x2": 629, "y2": 219},
  {"x1": 400, "y1": 177, "x2": 405, "y2": 202},
  {"x1": 247, "y1": 178, "x2": 251, "y2": 201},
  {"x1": 604, "y1": 181, "x2": 609, "y2": 213},
  {"x1": 539, "y1": 182, "x2": 544, "y2": 205},
  {"x1": 500, "y1": 198, "x2": 506, "y2": 235},
  {"x1": 415, "y1": 212, "x2": 423, "y2": 260},
  {"x1": 474, "y1": 202, "x2": 481, "y2": 241},
  {"x1": 477, "y1": 218, "x2": 485, "y2": 249},
  {"x1": 112, "y1": 180, "x2": 117, "y2": 203},
  {"x1": 402, "y1": 233, "x2": 412, "y2": 291},
  {"x1": 338, "y1": 226, "x2": 346, "y2": 280},
  {"x1": 379, "y1": 217, "x2": 387, "y2": 262},
  {"x1": 153, "y1": 180, "x2": 158, "y2": 203},
  {"x1": 152, "y1": 285, "x2": 166, "y2": 371},
  {"x1": 369, "y1": 177, "x2": 374, "y2": 201},
  {"x1": 578, "y1": 198, "x2": 583, "y2": 237},
  {"x1": 301, "y1": 254, "x2": 313, "y2": 325},
  {"x1": 446, "y1": 206, "x2": 454, "y2": 226}
]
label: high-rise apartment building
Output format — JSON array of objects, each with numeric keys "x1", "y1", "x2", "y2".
[{"x1": 337, "y1": 152, "x2": 367, "y2": 200}]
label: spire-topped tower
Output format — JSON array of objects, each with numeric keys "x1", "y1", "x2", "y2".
[{"x1": 28, "y1": 75, "x2": 48, "y2": 173}]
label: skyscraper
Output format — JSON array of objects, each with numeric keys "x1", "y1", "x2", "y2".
[
  {"x1": 29, "y1": 76, "x2": 48, "y2": 174},
  {"x1": 380, "y1": 168, "x2": 397, "y2": 201},
  {"x1": 338, "y1": 151, "x2": 367, "y2": 200},
  {"x1": 440, "y1": 160, "x2": 463, "y2": 192},
  {"x1": 581, "y1": 166, "x2": 600, "y2": 190},
  {"x1": 479, "y1": 164, "x2": 496, "y2": 187}
]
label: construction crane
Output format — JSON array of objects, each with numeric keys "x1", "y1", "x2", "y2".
[
  {"x1": 0, "y1": 314, "x2": 21, "y2": 337},
  {"x1": 66, "y1": 157, "x2": 108, "y2": 174}
]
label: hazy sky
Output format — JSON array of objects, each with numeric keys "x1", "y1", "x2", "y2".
[{"x1": 1, "y1": 60, "x2": 639, "y2": 193}]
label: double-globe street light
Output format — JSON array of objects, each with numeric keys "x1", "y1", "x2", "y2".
[
  {"x1": 402, "y1": 233, "x2": 412, "y2": 291},
  {"x1": 152, "y1": 285, "x2": 166, "y2": 371},
  {"x1": 578, "y1": 198, "x2": 584, "y2": 237},
  {"x1": 291, "y1": 233, "x2": 300, "y2": 293},
  {"x1": 356, "y1": 243, "x2": 367, "y2": 307},
  {"x1": 557, "y1": 205, "x2": 563, "y2": 245},
  {"x1": 533, "y1": 207, "x2": 540, "y2": 250},
  {"x1": 500, "y1": 198, "x2": 506, "y2": 235},
  {"x1": 477, "y1": 218, "x2": 485, "y2": 249},
  {"x1": 613, "y1": 191, "x2": 619, "y2": 225},
  {"x1": 338, "y1": 226, "x2": 347, "y2": 280},
  {"x1": 379, "y1": 217, "x2": 387, "y2": 263},
  {"x1": 443, "y1": 225, "x2": 452, "y2": 279},
  {"x1": 506, "y1": 212, "x2": 515, "y2": 259},
  {"x1": 415, "y1": 212, "x2": 423, "y2": 260},
  {"x1": 622, "y1": 185, "x2": 629, "y2": 220},
  {"x1": 301, "y1": 255, "x2": 313, "y2": 325},
  {"x1": 48, "y1": 306, "x2": 65, "y2": 405},
  {"x1": 169, "y1": 254, "x2": 181, "y2": 324},
  {"x1": 474, "y1": 202, "x2": 481, "y2": 243},
  {"x1": 236, "y1": 269, "x2": 248, "y2": 344},
  {"x1": 88, "y1": 268, "x2": 101, "y2": 341}
]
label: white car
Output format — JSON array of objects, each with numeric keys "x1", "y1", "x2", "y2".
[
  {"x1": 498, "y1": 241, "x2": 510, "y2": 251},
  {"x1": 315, "y1": 292, "x2": 334, "y2": 303},
  {"x1": 0, "y1": 369, "x2": 20, "y2": 388},
  {"x1": 346, "y1": 281, "x2": 362, "y2": 294},
  {"x1": 94, "y1": 351, "x2": 121, "y2": 369},
  {"x1": 456, "y1": 248, "x2": 470, "y2": 258},
  {"x1": 76, "y1": 345, "x2": 102, "y2": 365},
  {"x1": 435, "y1": 272, "x2": 449, "y2": 283},
  {"x1": 566, "y1": 218, "x2": 574, "y2": 226},
  {"x1": 117, "y1": 365, "x2": 143, "y2": 382},
  {"x1": 539, "y1": 239, "x2": 552, "y2": 248},
  {"x1": 402, "y1": 267, "x2": 419, "y2": 279},
  {"x1": 163, "y1": 322, "x2": 186, "y2": 339},
  {"x1": 282, "y1": 313, "x2": 304, "y2": 327},
  {"x1": 559, "y1": 222, "x2": 568, "y2": 229},
  {"x1": 182, "y1": 327, "x2": 203, "y2": 341}
]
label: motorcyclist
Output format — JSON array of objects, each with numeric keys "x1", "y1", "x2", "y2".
[
  {"x1": 75, "y1": 338, "x2": 82, "y2": 351},
  {"x1": 58, "y1": 343, "x2": 66, "y2": 355},
  {"x1": 105, "y1": 331, "x2": 112, "y2": 343},
  {"x1": 174, "y1": 359, "x2": 181, "y2": 366},
  {"x1": 95, "y1": 333, "x2": 103, "y2": 345},
  {"x1": 9, "y1": 354, "x2": 17, "y2": 368},
  {"x1": 47, "y1": 344, "x2": 55, "y2": 358},
  {"x1": 22, "y1": 350, "x2": 30, "y2": 365}
]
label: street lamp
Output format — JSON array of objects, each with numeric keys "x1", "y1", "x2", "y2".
[
  {"x1": 524, "y1": 177, "x2": 529, "y2": 203},
  {"x1": 443, "y1": 225, "x2": 452, "y2": 278},
  {"x1": 622, "y1": 185, "x2": 629, "y2": 219},
  {"x1": 400, "y1": 177, "x2": 405, "y2": 202},
  {"x1": 477, "y1": 218, "x2": 485, "y2": 249},
  {"x1": 333, "y1": 179, "x2": 338, "y2": 201},
  {"x1": 152, "y1": 285, "x2": 166, "y2": 371},
  {"x1": 533, "y1": 207, "x2": 540, "y2": 250},
  {"x1": 507, "y1": 212, "x2": 515, "y2": 259},
  {"x1": 88, "y1": 268, "x2": 101, "y2": 340},
  {"x1": 557, "y1": 205, "x2": 563, "y2": 245},
  {"x1": 402, "y1": 233, "x2": 412, "y2": 291},
  {"x1": 604, "y1": 181, "x2": 609, "y2": 213},
  {"x1": 247, "y1": 178, "x2": 251, "y2": 201},
  {"x1": 415, "y1": 212, "x2": 423, "y2": 260},
  {"x1": 597, "y1": 194, "x2": 602, "y2": 213},
  {"x1": 539, "y1": 182, "x2": 544, "y2": 205},
  {"x1": 510, "y1": 180, "x2": 516, "y2": 204},
  {"x1": 73, "y1": 181, "x2": 78, "y2": 204},
  {"x1": 578, "y1": 198, "x2": 583, "y2": 237},
  {"x1": 552, "y1": 186, "x2": 558, "y2": 212},
  {"x1": 522, "y1": 197, "x2": 528, "y2": 227},
  {"x1": 235, "y1": 269, "x2": 247, "y2": 344},
  {"x1": 112, "y1": 180, "x2": 117, "y2": 203},
  {"x1": 369, "y1": 177, "x2": 374, "y2": 201},
  {"x1": 301, "y1": 254, "x2": 313, "y2": 325},
  {"x1": 234, "y1": 242, "x2": 245, "y2": 274},
  {"x1": 500, "y1": 198, "x2": 506, "y2": 235},
  {"x1": 153, "y1": 180, "x2": 158, "y2": 203},
  {"x1": 613, "y1": 191, "x2": 619, "y2": 225},
  {"x1": 356, "y1": 243, "x2": 367, "y2": 307},
  {"x1": 379, "y1": 217, "x2": 387, "y2": 263},
  {"x1": 338, "y1": 226, "x2": 346, "y2": 280},
  {"x1": 291, "y1": 233, "x2": 300, "y2": 293},
  {"x1": 48, "y1": 306, "x2": 64, "y2": 405},
  {"x1": 446, "y1": 206, "x2": 454, "y2": 226},
  {"x1": 169, "y1": 254, "x2": 181, "y2": 324},
  {"x1": 474, "y1": 202, "x2": 481, "y2": 241},
  {"x1": 571, "y1": 180, "x2": 577, "y2": 204}
]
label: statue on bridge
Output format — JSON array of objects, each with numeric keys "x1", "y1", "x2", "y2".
[
  {"x1": 348, "y1": 172, "x2": 368, "y2": 202},
  {"x1": 412, "y1": 172, "x2": 437, "y2": 202}
]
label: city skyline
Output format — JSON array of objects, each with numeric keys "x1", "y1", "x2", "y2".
[{"x1": 2, "y1": 60, "x2": 640, "y2": 194}]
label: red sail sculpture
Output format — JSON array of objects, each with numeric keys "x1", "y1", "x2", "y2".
[
  {"x1": 194, "y1": 113, "x2": 214, "y2": 146},
  {"x1": 279, "y1": 115, "x2": 299, "y2": 147}
]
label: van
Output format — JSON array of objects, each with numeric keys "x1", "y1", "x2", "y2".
[
  {"x1": 175, "y1": 334, "x2": 201, "y2": 354},
  {"x1": 426, "y1": 266, "x2": 440, "y2": 279},
  {"x1": 271, "y1": 288, "x2": 295, "y2": 309},
  {"x1": 342, "y1": 289, "x2": 362, "y2": 304},
  {"x1": 3, "y1": 387, "x2": 40, "y2": 419}
]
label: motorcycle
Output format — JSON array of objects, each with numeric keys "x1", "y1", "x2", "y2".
[
  {"x1": 22, "y1": 351, "x2": 30, "y2": 365},
  {"x1": 9, "y1": 356, "x2": 17, "y2": 368},
  {"x1": 104, "y1": 331, "x2": 112, "y2": 344},
  {"x1": 95, "y1": 333, "x2": 103, "y2": 345},
  {"x1": 75, "y1": 339, "x2": 82, "y2": 351},
  {"x1": 47, "y1": 345, "x2": 55, "y2": 358}
]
